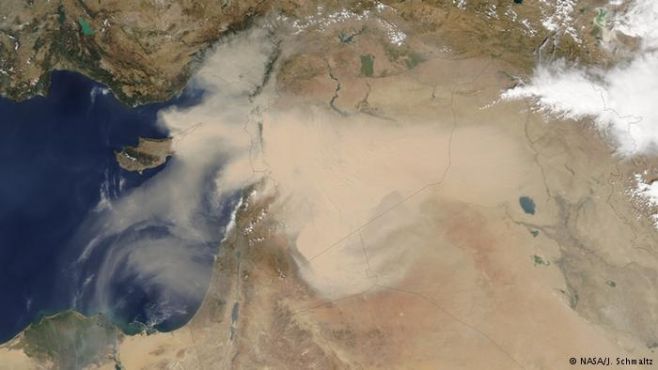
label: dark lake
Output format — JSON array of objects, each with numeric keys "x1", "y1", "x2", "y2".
[
  {"x1": 0, "y1": 71, "x2": 228, "y2": 343},
  {"x1": 519, "y1": 196, "x2": 536, "y2": 215}
]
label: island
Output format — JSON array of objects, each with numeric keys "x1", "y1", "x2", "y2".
[{"x1": 115, "y1": 137, "x2": 173, "y2": 173}]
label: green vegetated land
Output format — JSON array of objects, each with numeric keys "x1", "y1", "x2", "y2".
[
  {"x1": 360, "y1": 54, "x2": 374, "y2": 77},
  {"x1": 21, "y1": 311, "x2": 119, "y2": 369}
]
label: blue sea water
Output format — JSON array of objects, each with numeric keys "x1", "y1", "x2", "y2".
[{"x1": 0, "y1": 71, "x2": 227, "y2": 342}]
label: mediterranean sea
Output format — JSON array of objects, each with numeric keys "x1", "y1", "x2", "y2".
[{"x1": 0, "y1": 71, "x2": 229, "y2": 343}]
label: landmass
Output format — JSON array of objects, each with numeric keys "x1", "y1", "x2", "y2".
[
  {"x1": 1, "y1": 1, "x2": 658, "y2": 369},
  {"x1": 0, "y1": 0, "x2": 637, "y2": 106},
  {"x1": 115, "y1": 137, "x2": 172, "y2": 173},
  {"x1": 0, "y1": 311, "x2": 118, "y2": 369},
  {"x1": 0, "y1": 0, "x2": 270, "y2": 105}
]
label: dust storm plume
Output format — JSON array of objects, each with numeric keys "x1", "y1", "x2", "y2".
[
  {"x1": 154, "y1": 28, "x2": 460, "y2": 300},
  {"x1": 71, "y1": 19, "x2": 531, "y2": 321},
  {"x1": 149, "y1": 25, "x2": 533, "y2": 301},
  {"x1": 67, "y1": 28, "x2": 277, "y2": 326}
]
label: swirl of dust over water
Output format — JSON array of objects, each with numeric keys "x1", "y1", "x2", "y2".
[{"x1": 71, "y1": 29, "x2": 278, "y2": 322}]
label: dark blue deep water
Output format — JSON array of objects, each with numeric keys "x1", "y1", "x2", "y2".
[{"x1": 0, "y1": 71, "x2": 218, "y2": 342}]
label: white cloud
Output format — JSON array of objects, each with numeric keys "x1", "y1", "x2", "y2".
[
  {"x1": 539, "y1": 0, "x2": 579, "y2": 41},
  {"x1": 614, "y1": 0, "x2": 658, "y2": 49},
  {"x1": 631, "y1": 173, "x2": 658, "y2": 228},
  {"x1": 503, "y1": 0, "x2": 658, "y2": 156}
]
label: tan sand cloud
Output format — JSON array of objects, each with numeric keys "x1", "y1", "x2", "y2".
[{"x1": 155, "y1": 25, "x2": 536, "y2": 301}]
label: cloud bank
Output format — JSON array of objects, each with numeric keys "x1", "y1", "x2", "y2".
[{"x1": 503, "y1": 0, "x2": 658, "y2": 155}]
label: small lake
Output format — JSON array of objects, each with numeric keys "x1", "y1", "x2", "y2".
[
  {"x1": 519, "y1": 196, "x2": 536, "y2": 215},
  {"x1": 0, "y1": 71, "x2": 230, "y2": 342}
]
